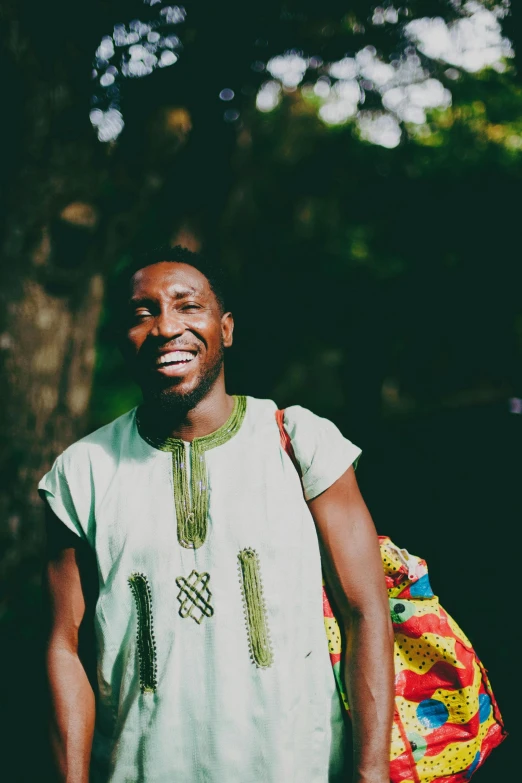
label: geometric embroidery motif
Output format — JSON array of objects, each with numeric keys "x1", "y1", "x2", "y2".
[{"x1": 175, "y1": 570, "x2": 214, "y2": 624}]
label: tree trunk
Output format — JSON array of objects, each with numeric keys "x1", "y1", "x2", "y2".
[
  {"x1": 0, "y1": 223, "x2": 104, "y2": 571},
  {"x1": 0, "y1": 3, "x2": 165, "y2": 582}
]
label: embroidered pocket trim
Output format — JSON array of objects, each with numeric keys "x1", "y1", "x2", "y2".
[
  {"x1": 237, "y1": 549, "x2": 273, "y2": 668},
  {"x1": 128, "y1": 572, "x2": 157, "y2": 693}
]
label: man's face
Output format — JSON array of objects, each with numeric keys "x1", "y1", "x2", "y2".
[{"x1": 124, "y1": 262, "x2": 233, "y2": 407}]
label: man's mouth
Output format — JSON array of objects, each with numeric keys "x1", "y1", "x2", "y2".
[
  {"x1": 156, "y1": 350, "x2": 196, "y2": 366},
  {"x1": 154, "y1": 350, "x2": 198, "y2": 376}
]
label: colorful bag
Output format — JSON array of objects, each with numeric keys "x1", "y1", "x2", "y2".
[{"x1": 276, "y1": 410, "x2": 506, "y2": 783}]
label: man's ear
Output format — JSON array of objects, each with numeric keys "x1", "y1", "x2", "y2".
[{"x1": 221, "y1": 311, "x2": 234, "y2": 348}]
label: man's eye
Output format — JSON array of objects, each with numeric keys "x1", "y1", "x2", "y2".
[
  {"x1": 133, "y1": 310, "x2": 152, "y2": 319},
  {"x1": 180, "y1": 303, "x2": 201, "y2": 312}
]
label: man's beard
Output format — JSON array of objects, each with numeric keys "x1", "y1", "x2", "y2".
[{"x1": 144, "y1": 341, "x2": 225, "y2": 419}]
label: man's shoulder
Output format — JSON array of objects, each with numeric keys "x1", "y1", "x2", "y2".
[
  {"x1": 243, "y1": 395, "x2": 280, "y2": 431},
  {"x1": 244, "y1": 395, "x2": 278, "y2": 414},
  {"x1": 244, "y1": 396, "x2": 324, "y2": 430},
  {"x1": 58, "y1": 408, "x2": 137, "y2": 466},
  {"x1": 283, "y1": 404, "x2": 327, "y2": 429}
]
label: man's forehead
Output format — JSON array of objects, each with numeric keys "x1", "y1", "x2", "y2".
[{"x1": 131, "y1": 261, "x2": 210, "y2": 298}]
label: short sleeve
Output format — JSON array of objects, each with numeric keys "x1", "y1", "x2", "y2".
[
  {"x1": 38, "y1": 454, "x2": 87, "y2": 541},
  {"x1": 283, "y1": 405, "x2": 362, "y2": 501}
]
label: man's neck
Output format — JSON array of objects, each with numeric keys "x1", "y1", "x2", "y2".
[{"x1": 140, "y1": 385, "x2": 235, "y2": 443}]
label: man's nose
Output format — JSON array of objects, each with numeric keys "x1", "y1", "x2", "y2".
[{"x1": 152, "y1": 308, "x2": 185, "y2": 339}]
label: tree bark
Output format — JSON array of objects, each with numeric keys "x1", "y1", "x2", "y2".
[
  {"x1": 0, "y1": 222, "x2": 104, "y2": 570},
  {"x1": 0, "y1": 2, "x2": 172, "y2": 582},
  {"x1": 0, "y1": 3, "x2": 116, "y2": 583}
]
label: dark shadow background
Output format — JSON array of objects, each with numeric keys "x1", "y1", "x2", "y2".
[{"x1": 0, "y1": 1, "x2": 520, "y2": 780}]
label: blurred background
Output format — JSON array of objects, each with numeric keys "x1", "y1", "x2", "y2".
[{"x1": 0, "y1": 1, "x2": 520, "y2": 779}]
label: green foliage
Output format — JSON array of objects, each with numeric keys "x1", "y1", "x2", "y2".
[{"x1": 90, "y1": 1, "x2": 522, "y2": 437}]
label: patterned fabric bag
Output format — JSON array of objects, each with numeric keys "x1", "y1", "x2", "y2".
[{"x1": 276, "y1": 410, "x2": 506, "y2": 783}]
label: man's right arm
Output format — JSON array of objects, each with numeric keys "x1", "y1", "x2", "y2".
[{"x1": 44, "y1": 503, "x2": 96, "y2": 783}]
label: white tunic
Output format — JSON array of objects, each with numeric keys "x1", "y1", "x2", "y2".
[{"x1": 39, "y1": 396, "x2": 361, "y2": 783}]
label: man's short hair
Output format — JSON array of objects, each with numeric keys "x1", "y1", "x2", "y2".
[{"x1": 126, "y1": 244, "x2": 226, "y2": 312}]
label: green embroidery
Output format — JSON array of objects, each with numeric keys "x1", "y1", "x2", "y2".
[
  {"x1": 237, "y1": 549, "x2": 273, "y2": 668},
  {"x1": 128, "y1": 573, "x2": 157, "y2": 693},
  {"x1": 138, "y1": 395, "x2": 247, "y2": 549},
  {"x1": 176, "y1": 570, "x2": 214, "y2": 624}
]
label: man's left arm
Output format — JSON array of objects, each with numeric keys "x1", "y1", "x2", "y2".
[{"x1": 308, "y1": 465, "x2": 394, "y2": 783}]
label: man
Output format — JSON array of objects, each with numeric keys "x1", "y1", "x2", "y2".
[{"x1": 41, "y1": 245, "x2": 394, "y2": 783}]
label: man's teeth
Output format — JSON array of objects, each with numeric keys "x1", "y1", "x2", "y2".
[{"x1": 157, "y1": 351, "x2": 195, "y2": 365}]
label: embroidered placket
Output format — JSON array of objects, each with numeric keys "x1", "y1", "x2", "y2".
[{"x1": 137, "y1": 395, "x2": 247, "y2": 549}]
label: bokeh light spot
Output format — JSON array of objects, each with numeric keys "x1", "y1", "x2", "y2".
[
  {"x1": 100, "y1": 72, "x2": 115, "y2": 87},
  {"x1": 159, "y1": 50, "x2": 178, "y2": 67},
  {"x1": 219, "y1": 89, "x2": 235, "y2": 101},
  {"x1": 267, "y1": 54, "x2": 308, "y2": 88},
  {"x1": 256, "y1": 81, "x2": 282, "y2": 113},
  {"x1": 224, "y1": 109, "x2": 240, "y2": 123}
]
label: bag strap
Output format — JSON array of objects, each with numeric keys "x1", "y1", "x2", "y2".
[{"x1": 275, "y1": 408, "x2": 302, "y2": 478}]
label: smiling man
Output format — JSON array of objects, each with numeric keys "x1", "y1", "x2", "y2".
[{"x1": 40, "y1": 245, "x2": 394, "y2": 783}]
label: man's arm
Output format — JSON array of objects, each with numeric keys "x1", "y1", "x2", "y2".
[
  {"x1": 44, "y1": 504, "x2": 96, "y2": 783},
  {"x1": 308, "y1": 466, "x2": 394, "y2": 783}
]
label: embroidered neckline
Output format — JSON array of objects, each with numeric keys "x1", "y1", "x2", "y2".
[
  {"x1": 136, "y1": 394, "x2": 246, "y2": 452},
  {"x1": 136, "y1": 395, "x2": 247, "y2": 549}
]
